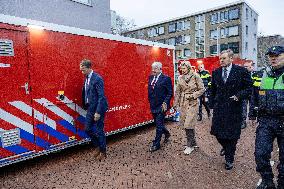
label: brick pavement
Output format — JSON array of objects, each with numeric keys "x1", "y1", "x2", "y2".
[{"x1": 0, "y1": 119, "x2": 280, "y2": 189}]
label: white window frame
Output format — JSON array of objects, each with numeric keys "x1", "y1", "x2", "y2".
[
  {"x1": 158, "y1": 26, "x2": 165, "y2": 35},
  {"x1": 184, "y1": 49, "x2": 191, "y2": 57},
  {"x1": 228, "y1": 25, "x2": 239, "y2": 37},
  {"x1": 71, "y1": 0, "x2": 92, "y2": 6},
  {"x1": 184, "y1": 20, "x2": 191, "y2": 30},
  {"x1": 184, "y1": 35, "x2": 191, "y2": 44},
  {"x1": 176, "y1": 21, "x2": 184, "y2": 31}
]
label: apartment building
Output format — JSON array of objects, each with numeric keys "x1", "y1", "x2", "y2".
[
  {"x1": 0, "y1": 0, "x2": 111, "y2": 33},
  {"x1": 123, "y1": 0, "x2": 258, "y2": 64}
]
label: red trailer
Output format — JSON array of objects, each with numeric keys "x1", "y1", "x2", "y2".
[{"x1": 0, "y1": 14, "x2": 175, "y2": 167}]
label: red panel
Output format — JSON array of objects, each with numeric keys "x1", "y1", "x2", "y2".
[{"x1": 28, "y1": 30, "x2": 174, "y2": 137}]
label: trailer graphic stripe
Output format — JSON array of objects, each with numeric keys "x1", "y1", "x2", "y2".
[
  {"x1": 58, "y1": 97, "x2": 87, "y2": 117},
  {"x1": 58, "y1": 120, "x2": 87, "y2": 139},
  {"x1": 20, "y1": 129, "x2": 48, "y2": 149},
  {"x1": 5, "y1": 145, "x2": 29, "y2": 155},
  {"x1": 9, "y1": 101, "x2": 57, "y2": 129},
  {"x1": 0, "y1": 108, "x2": 33, "y2": 134},
  {"x1": 34, "y1": 98, "x2": 74, "y2": 125},
  {"x1": 36, "y1": 124, "x2": 69, "y2": 142}
]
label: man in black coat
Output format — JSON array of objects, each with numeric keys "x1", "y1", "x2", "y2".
[{"x1": 209, "y1": 49, "x2": 253, "y2": 170}]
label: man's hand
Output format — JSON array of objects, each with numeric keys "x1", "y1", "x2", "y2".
[
  {"x1": 94, "y1": 113, "x2": 101, "y2": 121},
  {"x1": 162, "y1": 102, "x2": 167, "y2": 112},
  {"x1": 229, "y1": 95, "x2": 239, "y2": 101}
]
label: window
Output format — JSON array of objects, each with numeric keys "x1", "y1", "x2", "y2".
[
  {"x1": 71, "y1": 0, "x2": 92, "y2": 6},
  {"x1": 175, "y1": 35, "x2": 183, "y2": 45},
  {"x1": 158, "y1": 26, "x2": 165, "y2": 35},
  {"x1": 168, "y1": 23, "x2": 176, "y2": 33},
  {"x1": 254, "y1": 33, "x2": 257, "y2": 39},
  {"x1": 211, "y1": 13, "x2": 219, "y2": 24},
  {"x1": 220, "y1": 44, "x2": 228, "y2": 52},
  {"x1": 168, "y1": 38, "x2": 176, "y2": 45},
  {"x1": 254, "y1": 18, "x2": 257, "y2": 24},
  {"x1": 229, "y1": 8, "x2": 239, "y2": 20},
  {"x1": 195, "y1": 15, "x2": 204, "y2": 23},
  {"x1": 184, "y1": 20, "x2": 191, "y2": 30},
  {"x1": 228, "y1": 25, "x2": 239, "y2": 36},
  {"x1": 246, "y1": 8, "x2": 249, "y2": 20},
  {"x1": 228, "y1": 42, "x2": 239, "y2": 53},
  {"x1": 196, "y1": 52, "x2": 204, "y2": 58},
  {"x1": 184, "y1": 49, "x2": 191, "y2": 57},
  {"x1": 246, "y1": 25, "x2": 249, "y2": 35},
  {"x1": 147, "y1": 28, "x2": 157, "y2": 37},
  {"x1": 157, "y1": 39, "x2": 165, "y2": 44},
  {"x1": 220, "y1": 11, "x2": 228, "y2": 22},
  {"x1": 195, "y1": 22, "x2": 204, "y2": 30},
  {"x1": 245, "y1": 42, "x2": 248, "y2": 51},
  {"x1": 137, "y1": 30, "x2": 144, "y2": 38},
  {"x1": 210, "y1": 45, "x2": 217, "y2": 55},
  {"x1": 176, "y1": 21, "x2": 184, "y2": 31},
  {"x1": 195, "y1": 29, "x2": 204, "y2": 38},
  {"x1": 220, "y1": 28, "x2": 228, "y2": 38},
  {"x1": 210, "y1": 30, "x2": 218, "y2": 39},
  {"x1": 175, "y1": 50, "x2": 182, "y2": 58},
  {"x1": 184, "y1": 35, "x2": 191, "y2": 44}
]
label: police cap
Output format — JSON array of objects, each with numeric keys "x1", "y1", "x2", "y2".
[{"x1": 266, "y1": 46, "x2": 284, "y2": 56}]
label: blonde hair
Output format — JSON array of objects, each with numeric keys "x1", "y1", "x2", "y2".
[{"x1": 180, "y1": 60, "x2": 192, "y2": 70}]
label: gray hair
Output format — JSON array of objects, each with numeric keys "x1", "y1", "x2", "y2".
[
  {"x1": 220, "y1": 49, "x2": 234, "y2": 58},
  {"x1": 152, "y1": 61, "x2": 162, "y2": 69}
]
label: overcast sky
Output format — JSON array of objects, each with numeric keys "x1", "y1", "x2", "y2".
[{"x1": 110, "y1": 0, "x2": 284, "y2": 36}]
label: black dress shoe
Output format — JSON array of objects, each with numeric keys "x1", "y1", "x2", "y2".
[
  {"x1": 225, "y1": 162, "x2": 234, "y2": 170},
  {"x1": 164, "y1": 133, "x2": 171, "y2": 143},
  {"x1": 220, "y1": 148, "x2": 225, "y2": 156},
  {"x1": 256, "y1": 179, "x2": 276, "y2": 189},
  {"x1": 149, "y1": 145, "x2": 160, "y2": 152}
]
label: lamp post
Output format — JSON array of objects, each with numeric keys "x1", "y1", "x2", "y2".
[{"x1": 216, "y1": 23, "x2": 225, "y2": 55}]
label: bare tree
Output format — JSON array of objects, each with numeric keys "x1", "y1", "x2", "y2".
[
  {"x1": 257, "y1": 34, "x2": 284, "y2": 68},
  {"x1": 111, "y1": 11, "x2": 136, "y2": 35}
]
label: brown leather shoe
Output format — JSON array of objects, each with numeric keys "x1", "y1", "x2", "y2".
[{"x1": 96, "y1": 152, "x2": 107, "y2": 161}]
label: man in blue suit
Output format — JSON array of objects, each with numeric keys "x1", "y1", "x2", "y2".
[
  {"x1": 80, "y1": 59, "x2": 108, "y2": 160},
  {"x1": 148, "y1": 61, "x2": 173, "y2": 152}
]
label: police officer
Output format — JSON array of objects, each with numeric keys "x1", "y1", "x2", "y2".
[
  {"x1": 254, "y1": 46, "x2": 284, "y2": 189},
  {"x1": 197, "y1": 63, "x2": 211, "y2": 121},
  {"x1": 242, "y1": 61, "x2": 264, "y2": 129},
  {"x1": 249, "y1": 67, "x2": 264, "y2": 120}
]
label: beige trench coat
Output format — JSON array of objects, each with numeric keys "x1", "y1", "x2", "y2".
[{"x1": 174, "y1": 71, "x2": 205, "y2": 129}]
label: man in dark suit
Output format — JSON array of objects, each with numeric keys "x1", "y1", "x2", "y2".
[
  {"x1": 209, "y1": 49, "x2": 253, "y2": 170},
  {"x1": 80, "y1": 59, "x2": 108, "y2": 160},
  {"x1": 148, "y1": 61, "x2": 173, "y2": 152}
]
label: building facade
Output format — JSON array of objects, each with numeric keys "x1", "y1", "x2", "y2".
[
  {"x1": 0, "y1": 0, "x2": 111, "y2": 33},
  {"x1": 123, "y1": 0, "x2": 258, "y2": 64}
]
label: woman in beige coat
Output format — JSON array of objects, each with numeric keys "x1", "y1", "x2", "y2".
[{"x1": 173, "y1": 61, "x2": 205, "y2": 155}]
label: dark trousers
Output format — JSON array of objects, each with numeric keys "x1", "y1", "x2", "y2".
[
  {"x1": 152, "y1": 112, "x2": 170, "y2": 147},
  {"x1": 241, "y1": 100, "x2": 248, "y2": 125},
  {"x1": 185, "y1": 129, "x2": 197, "y2": 147},
  {"x1": 217, "y1": 138, "x2": 238, "y2": 163},
  {"x1": 85, "y1": 113, "x2": 106, "y2": 153},
  {"x1": 255, "y1": 117, "x2": 284, "y2": 181},
  {"x1": 198, "y1": 93, "x2": 210, "y2": 119}
]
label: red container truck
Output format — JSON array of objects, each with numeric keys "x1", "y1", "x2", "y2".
[{"x1": 0, "y1": 14, "x2": 175, "y2": 167}]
